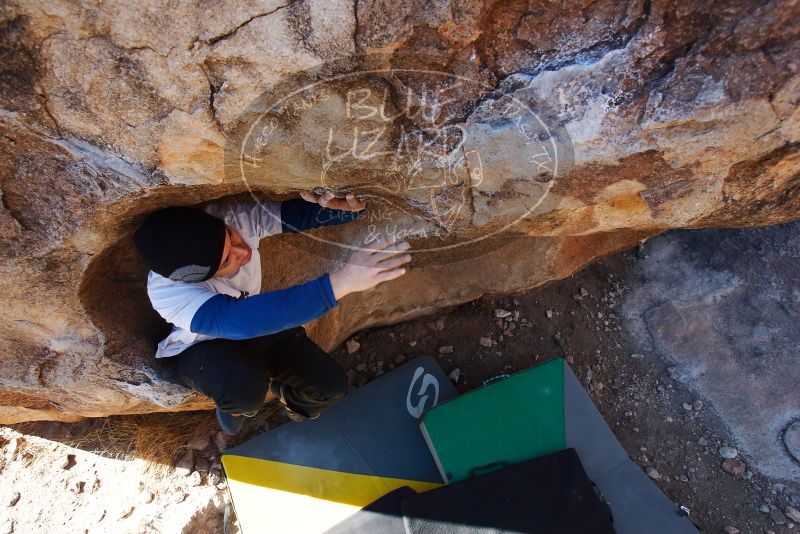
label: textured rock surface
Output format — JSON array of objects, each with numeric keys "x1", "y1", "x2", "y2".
[
  {"x1": 622, "y1": 222, "x2": 800, "y2": 479},
  {"x1": 0, "y1": 0, "x2": 798, "y2": 422}
]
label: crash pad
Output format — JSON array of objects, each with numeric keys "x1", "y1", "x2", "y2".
[
  {"x1": 221, "y1": 356, "x2": 457, "y2": 534},
  {"x1": 562, "y1": 362, "x2": 698, "y2": 534},
  {"x1": 420, "y1": 357, "x2": 566, "y2": 484},
  {"x1": 419, "y1": 357, "x2": 698, "y2": 534},
  {"x1": 401, "y1": 448, "x2": 615, "y2": 534}
]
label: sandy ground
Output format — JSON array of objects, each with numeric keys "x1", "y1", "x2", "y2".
[
  {"x1": 3, "y1": 223, "x2": 800, "y2": 533},
  {"x1": 0, "y1": 430, "x2": 227, "y2": 533},
  {"x1": 0, "y1": 414, "x2": 235, "y2": 534}
]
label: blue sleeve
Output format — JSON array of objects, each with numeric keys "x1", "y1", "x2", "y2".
[
  {"x1": 189, "y1": 274, "x2": 338, "y2": 340},
  {"x1": 280, "y1": 198, "x2": 363, "y2": 233}
]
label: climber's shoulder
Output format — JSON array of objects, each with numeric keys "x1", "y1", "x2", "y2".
[
  {"x1": 145, "y1": 271, "x2": 217, "y2": 328},
  {"x1": 203, "y1": 200, "x2": 282, "y2": 241}
]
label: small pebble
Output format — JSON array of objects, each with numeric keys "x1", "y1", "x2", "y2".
[
  {"x1": 721, "y1": 458, "x2": 746, "y2": 478},
  {"x1": 682, "y1": 403, "x2": 693, "y2": 411},
  {"x1": 786, "y1": 506, "x2": 800, "y2": 523},
  {"x1": 761, "y1": 504, "x2": 771, "y2": 513},
  {"x1": 118, "y1": 504, "x2": 134, "y2": 520},
  {"x1": 438, "y1": 346, "x2": 454, "y2": 354},
  {"x1": 692, "y1": 400, "x2": 703, "y2": 411},
  {"x1": 494, "y1": 309, "x2": 512, "y2": 319},
  {"x1": 719, "y1": 446, "x2": 738, "y2": 459},
  {"x1": 69, "y1": 480, "x2": 85, "y2": 494},
  {"x1": 646, "y1": 467, "x2": 661, "y2": 481},
  {"x1": 60, "y1": 454, "x2": 75, "y2": 470},
  {"x1": 448, "y1": 368, "x2": 461, "y2": 384},
  {"x1": 355, "y1": 363, "x2": 367, "y2": 372},
  {"x1": 346, "y1": 339, "x2": 360, "y2": 354},
  {"x1": 723, "y1": 526, "x2": 739, "y2": 534},
  {"x1": 188, "y1": 471, "x2": 203, "y2": 487},
  {"x1": 771, "y1": 508, "x2": 787, "y2": 525},
  {"x1": 546, "y1": 310, "x2": 553, "y2": 318},
  {"x1": 479, "y1": 337, "x2": 492, "y2": 347},
  {"x1": 630, "y1": 353, "x2": 644, "y2": 359}
]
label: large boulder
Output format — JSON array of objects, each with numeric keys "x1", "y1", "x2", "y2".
[{"x1": 0, "y1": 0, "x2": 798, "y2": 423}]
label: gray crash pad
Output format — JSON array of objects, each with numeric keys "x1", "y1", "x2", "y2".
[
  {"x1": 222, "y1": 356, "x2": 457, "y2": 533},
  {"x1": 564, "y1": 364, "x2": 698, "y2": 533}
]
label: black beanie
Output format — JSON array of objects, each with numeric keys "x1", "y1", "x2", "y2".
[{"x1": 133, "y1": 207, "x2": 227, "y2": 282}]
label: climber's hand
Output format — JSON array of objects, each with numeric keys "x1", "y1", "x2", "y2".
[
  {"x1": 328, "y1": 235, "x2": 411, "y2": 300},
  {"x1": 299, "y1": 189, "x2": 366, "y2": 212}
]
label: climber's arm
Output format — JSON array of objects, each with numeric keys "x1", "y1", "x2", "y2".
[
  {"x1": 280, "y1": 190, "x2": 366, "y2": 233},
  {"x1": 189, "y1": 275, "x2": 338, "y2": 340}
]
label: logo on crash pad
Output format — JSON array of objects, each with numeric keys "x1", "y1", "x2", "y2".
[{"x1": 406, "y1": 366, "x2": 440, "y2": 418}]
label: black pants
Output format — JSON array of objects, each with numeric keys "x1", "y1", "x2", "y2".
[{"x1": 172, "y1": 327, "x2": 347, "y2": 418}]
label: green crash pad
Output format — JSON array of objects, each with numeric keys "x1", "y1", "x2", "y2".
[
  {"x1": 420, "y1": 358, "x2": 566, "y2": 483},
  {"x1": 420, "y1": 357, "x2": 699, "y2": 534}
]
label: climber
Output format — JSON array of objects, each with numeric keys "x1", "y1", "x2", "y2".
[{"x1": 132, "y1": 191, "x2": 411, "y2": 435}]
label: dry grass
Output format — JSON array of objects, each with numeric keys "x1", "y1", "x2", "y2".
[
  {"x1": 132, "y1": 411, "x2": 217, "y2": 479},
  {"x1": 63, "y1": 411, "x2": 217, "y2": 481},
  {"x1": 62, "y1": 417, "x2": 138, "y2": 459}
]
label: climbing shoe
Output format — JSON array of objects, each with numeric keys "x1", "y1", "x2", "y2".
[{"x1": 269, "y1": 382, "x2": 319, "y2": 423}]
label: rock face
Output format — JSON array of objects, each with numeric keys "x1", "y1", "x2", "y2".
[{"x1": 1, "y1": 0, "x2": 798, "y2": 423}]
